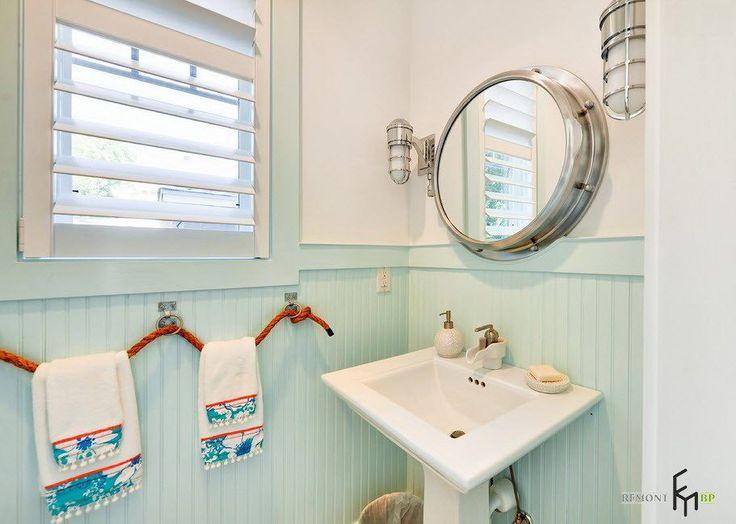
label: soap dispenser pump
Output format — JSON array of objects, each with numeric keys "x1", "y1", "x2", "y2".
[{"x1": 434, "y1": 310, "x2": 464, "y2": 358}]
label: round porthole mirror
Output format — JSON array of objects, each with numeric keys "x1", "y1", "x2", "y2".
[{"x1": 433, "y1": 66, "x2": 608, "y2": 260}]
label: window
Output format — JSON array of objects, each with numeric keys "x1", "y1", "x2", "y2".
[
  {"x1": 482, "y1": 81, "x2": 537, "y2": 241},
  {"x1": 21, "y1": 0, "x2": 269, "y2": 258}
]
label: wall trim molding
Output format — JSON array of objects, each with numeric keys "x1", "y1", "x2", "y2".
[
  {"x1": 408, "y1": 235, "x2": 644, "y2": 277},
  {"x1": 0, "y1": 236, "x2": 643, "y2": 302}
]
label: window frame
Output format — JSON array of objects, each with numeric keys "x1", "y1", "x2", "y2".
[{"x1": 21, "y1": 0, "x2": 270, "y2": 259}]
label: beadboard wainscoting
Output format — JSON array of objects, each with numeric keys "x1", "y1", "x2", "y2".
[
  {"x1": 0, "y1": 269, "x2": 408, "y2": 524},
  {"x1": 407, "y1": 269, "x2": 643, "y2": 524},
  {"x1": 0, "y1": 266, "x2": 644, "y2": 524}
]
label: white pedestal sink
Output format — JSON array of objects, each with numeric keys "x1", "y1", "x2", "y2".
[{"x1": 321, "y1": 348, "x2": 601, "y2": 524}]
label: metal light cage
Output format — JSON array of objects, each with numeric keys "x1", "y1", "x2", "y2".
[
  {"x1": 386, "y1": 119, "x2": 414, "y2": 184},
  {"x1": 600, "y1": 0, "x2": 646, "y2": 120}
]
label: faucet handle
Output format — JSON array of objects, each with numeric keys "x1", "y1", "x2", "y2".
[{"x1": 474, "y1": 324, "x2": 499, "y2": 343}]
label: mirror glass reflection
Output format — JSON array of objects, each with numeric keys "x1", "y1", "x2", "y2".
[{"x1": 438, "y1": 80, "x2": 566, "y2": 242}]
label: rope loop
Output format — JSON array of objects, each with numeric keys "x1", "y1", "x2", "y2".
[
  {"x1": 156, "y1": 313, "x2": 184, "y2": 335},
  {"x1": 0, "y1": 303, "x2": 333, "y2": 374}
]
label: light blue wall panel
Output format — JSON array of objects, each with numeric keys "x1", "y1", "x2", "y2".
[
  {"x1": 0, "y1": 266, "x2": 644, "y2": 524},
  {"x1": 0, "y1": 268, "x2": 408, "y2": 524},
  {"x1": 406, "y1": 269, "x2": 643, "y2": 524}
]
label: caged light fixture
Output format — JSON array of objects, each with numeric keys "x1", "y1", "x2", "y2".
[
  {"x1": 386, "y1": 119, "x2": 435, "y2": 195},
  {"x1": 599, "y1": 0, "x2": 646, "y2": 120}
]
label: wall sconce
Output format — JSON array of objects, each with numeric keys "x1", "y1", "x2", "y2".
[
  {"x1": 599, "y1": 0, "x2": 645, "y2": 120},
  {"x1": 386, "y1": 119, "x2": 435, "y2": 195}
]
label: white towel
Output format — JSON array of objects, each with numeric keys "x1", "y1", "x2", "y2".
[
  {"x1": 45, "y1": 352, "x2": 123, "y2": 470},
  {"x1": 198, "y1": 337, "x2": 264, "y2": 469},
  {"x1": 32, "y1": 352, "x2": 143, "y2": 522},
  {"x1": 201, "y1": 337, "x2": 259, "y2": 427}
]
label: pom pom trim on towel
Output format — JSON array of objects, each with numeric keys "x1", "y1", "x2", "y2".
[
  {"x1": 204, "y1": 446, "x2": 263, "y2": 470},
  {"x1": 205, "y1": 395, "x2": 257, "y2": 427},
  {"x1": 209, "y1": 412, "x2": 255, "y2": 428},
  {"x1": 44, "y1": 453, "x2": 143, "y2": 521},
  {"x1": 49, "y1": 482, "x2": 142, "y2": 523},
  {"x1": 53, "y1": 424, "x2": 123, "y2": 470},
  {"x1": 201, "y1": 425, "x2": 264, "y2": 468},
  {"x1": 59, "y1": 448, "x2": 121, "y2": 472}
]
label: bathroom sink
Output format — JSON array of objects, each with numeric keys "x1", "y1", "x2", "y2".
[
  {"x1": 322, "y1": 348, "x2": 602, "y2": 496},
  {"x1": 363, "y1": 358, "x2": 532, "y2": 437}
]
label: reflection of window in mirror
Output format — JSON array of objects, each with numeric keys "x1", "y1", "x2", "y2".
[
  {"x1": 481, "y1": 81, "x2": 537, "y2": 241},
  {"x1": 463, "y1": 81, "x2": 565, "y2": 242}
]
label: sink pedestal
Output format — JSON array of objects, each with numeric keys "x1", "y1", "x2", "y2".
[{"x1": 422, "y1": 466, "x2": 490, "y2": 524}]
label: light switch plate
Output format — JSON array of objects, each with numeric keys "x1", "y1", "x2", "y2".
[{"x1": 376, "y1": 267, "x2": 391, "y2": 293}]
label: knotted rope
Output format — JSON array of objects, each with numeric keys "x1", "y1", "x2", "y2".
[{"x1": 0, "y1": 305, "x2": 333, "y2": 374}]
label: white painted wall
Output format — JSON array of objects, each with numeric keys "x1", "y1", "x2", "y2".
[
  {"x1": 407, "y1": 0, "x2": 645, "y2": 244},
  {"x1": 644, "y1": 1, "x2": 736, "y2": 522},
  {"x1": 301, "y1": 0, "x2": 411, "y2": 245},
  {"x1": 301, "y1": 0, "x2": 644, "y2": 247}
]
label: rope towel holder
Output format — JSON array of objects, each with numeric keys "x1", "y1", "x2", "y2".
[{"x1": 0, "y1": 303, "x2": 334, "y2": 374}]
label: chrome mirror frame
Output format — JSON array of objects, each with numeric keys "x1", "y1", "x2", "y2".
[{"x1": 433, "y1": 66, "x2": 609, "y2": 261}]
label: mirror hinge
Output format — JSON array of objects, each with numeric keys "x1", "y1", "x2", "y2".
[
  {"x1": 413, "y1": 134, "x2": 436, "y2": 197},
  {"x1": 17, "y1": 217, "x2": 25, "y2": 253},
  {"x1": 416, "y1": 135, "x2": 435, "y2": 178}
]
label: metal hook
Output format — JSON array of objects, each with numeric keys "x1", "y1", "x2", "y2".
[
  {"x1": 284, "y1": 302, "x2": 302, "y2": 315},
  {"x1": 157, "y1": 302, "x2": 183, "y2": 335},
  {"x1": 284, "y1": 292, "x2": 301, "y2": 315},
  {"x1": 157, "y1": 311, "x2": 183, "y2": 335}
]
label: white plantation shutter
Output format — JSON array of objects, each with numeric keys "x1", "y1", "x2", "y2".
[
  {"x1": 21, "y1": 0, "x2": 270, "y2": 258},
  {"x1": 482, "y1": 82, "x2": 538, "y2": 241}
]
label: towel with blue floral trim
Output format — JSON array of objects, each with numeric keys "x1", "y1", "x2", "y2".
[
  {"x1": 44, "y1": 454, "x2": 142, "y2": 521},
  {"x1": 33, "y1": 351, "x2": 143, "y2": 521},
  {"x1": 200, "y1": 337, "x2": 260, "y2": 428},
  {"x1": 44, "y1": 351, "x2": 125, "y2": 471},
  {"x1": 201, "y1": 425, "x2": 264, "y2": 468},
  {"x1": 52, "y1": 424, "x2": 123, "y2": 469},
  {"x1": 205, "y1": 394, "x2": 257, "y2": 426},
  {"x1": 199, "y1": 337, "x2": 263, "y2": 468}
]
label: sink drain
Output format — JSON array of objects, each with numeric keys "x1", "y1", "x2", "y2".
[{"x1": 449, "y1": 429, "x2": 465, "y2": 439}]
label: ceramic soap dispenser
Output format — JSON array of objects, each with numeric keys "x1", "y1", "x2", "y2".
[{"x1": 434, "y1": 310, "x2": 464, "y2": 358}]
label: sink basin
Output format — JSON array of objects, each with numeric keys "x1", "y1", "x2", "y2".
[
  {"x1": 322, "y1": 347, "x2": 601, "y2": 523},
  {"x1": 363, "y1": 359, "x2": 534, "y2": 437}
]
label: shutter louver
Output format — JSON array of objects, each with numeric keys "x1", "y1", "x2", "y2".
[
  {"x1": 483, "y1": 83, "x2": 538, "y2": 241},
  {"x1": 45, "y1": 0, "x2": 265, "y2": 257}
]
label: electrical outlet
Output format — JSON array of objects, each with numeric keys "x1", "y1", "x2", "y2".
[{"x1": 376, "y1": 267, "x2": 391, "y2": 293}]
